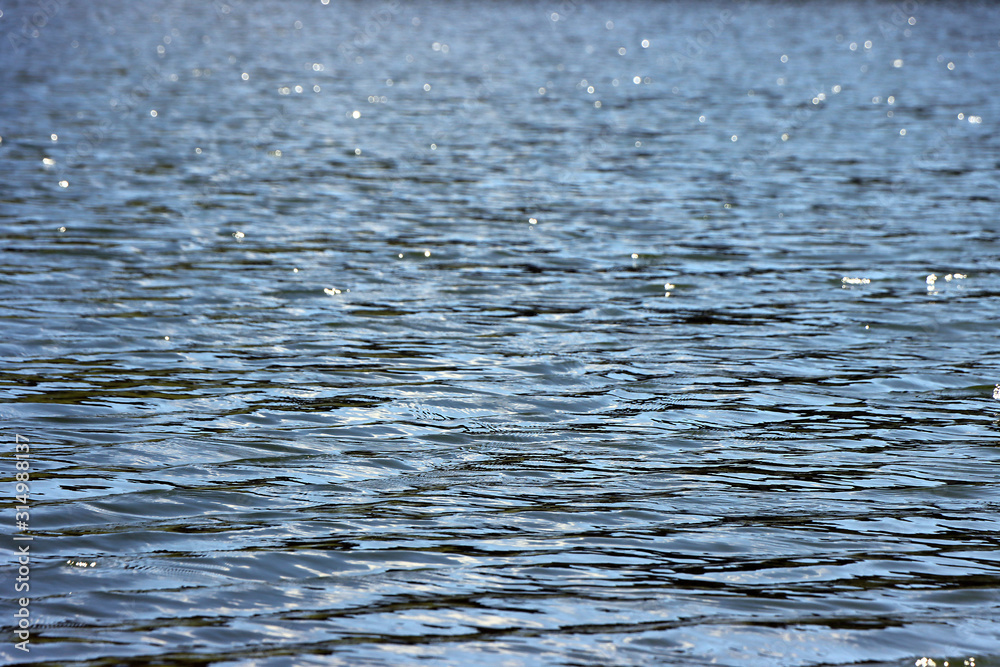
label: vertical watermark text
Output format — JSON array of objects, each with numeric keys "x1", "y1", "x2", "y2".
[{"x1": 12, "y1": 434, "x2": 32, "y2": 653}]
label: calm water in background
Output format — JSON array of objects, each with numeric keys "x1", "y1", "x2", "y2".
[{"x1": 1, "y1": 0, "x2": 1000, "y2": 664}]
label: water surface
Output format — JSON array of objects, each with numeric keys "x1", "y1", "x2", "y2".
[{"x1": 1, "y1": 1, "x2": 1000, "y2": 665}]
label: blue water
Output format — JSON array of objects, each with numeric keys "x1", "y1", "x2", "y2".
[{"x1": 2, "y1": 0, "x2": 1000, "y2": 665}]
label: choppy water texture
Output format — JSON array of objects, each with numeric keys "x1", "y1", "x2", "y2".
[{"x1": 2, "y1": 0, "x2": 1000, "y2": 665}]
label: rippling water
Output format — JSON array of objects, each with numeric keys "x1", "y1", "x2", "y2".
[{"x1": 2, "y1": 0, "x2": 1000, "y2": 665}]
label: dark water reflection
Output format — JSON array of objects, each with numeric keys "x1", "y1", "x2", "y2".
[{"x1": 2, "y1": 0, "x2": 1000, "y2": 665}]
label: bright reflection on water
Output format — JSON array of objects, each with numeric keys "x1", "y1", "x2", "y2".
[{"x1": 1, "y1": 0, "x2": 1000, "y2": 665}]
